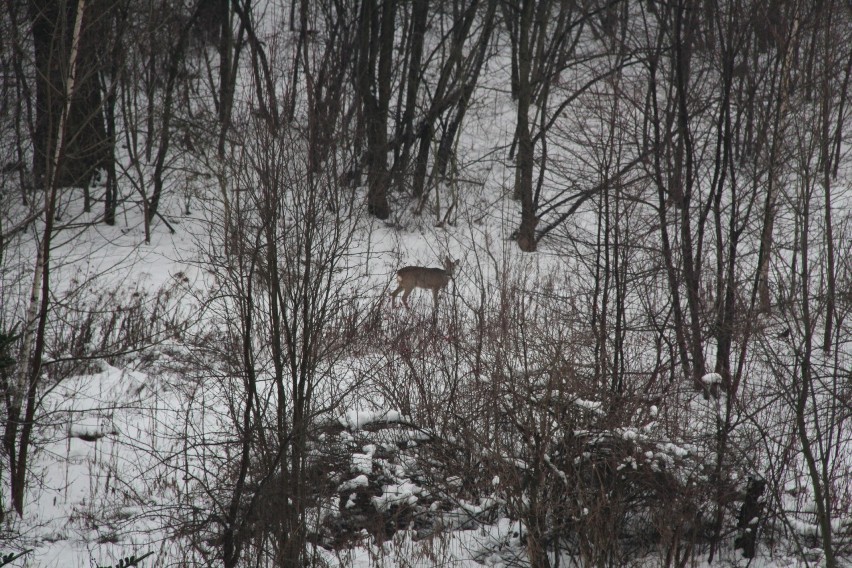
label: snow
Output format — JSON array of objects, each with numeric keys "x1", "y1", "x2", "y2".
[
  {"x1": 574, "y1": 397, "x2": 604, "y2": 414},
  {"x1": 701, "y1": 372, "x2": 723, "y2": 385},
  {"x1": 371, "y1": 482, "x2": 423, "y2": 512},
  {"x1": 339, "y1": 409, "x2": 408, "y2": 430},
  {"x1": 338, "y1": 475, "x2": 369, "y2": 492},
  {"x1": 658, "y1": 442, "x2": 690, "y2": 458},
  {"x1": 352, "y1": 450, "x2": 374, "y2": 475}
]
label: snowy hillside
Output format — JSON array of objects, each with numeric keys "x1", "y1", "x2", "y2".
[{"x1": 2, "y1": 1, "x2": 852, "y2": 567}]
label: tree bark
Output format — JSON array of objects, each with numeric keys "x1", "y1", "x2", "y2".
[
  {"x1": 29, "y1": 0, "x2": 108, "y2": 192},
  {"x1": 513, "y1": 0, "x2": 537, "y2": 251},
  {"x1": 355, "y1": 0, "x2": 394, "y2": 219}
]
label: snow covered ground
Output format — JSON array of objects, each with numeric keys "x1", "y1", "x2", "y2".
[
  {"x1": 3, "y1": 184, "x2": 832, "y2": 567},
  {"x1": 4, "y1": 2, "x2": 852, "y2": 566}
]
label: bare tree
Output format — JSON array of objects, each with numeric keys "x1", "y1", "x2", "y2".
[
  {"x1": 503, "y1": 0, "x2": 600, "y2": 252},
  {"x1": 169, "y1": 7, "x2": 375, "y2": 564},
  {"x1": 4, "y1": 0, "x2": 88, "y2": 516}
]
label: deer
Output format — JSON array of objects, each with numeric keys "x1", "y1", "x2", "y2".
[{"x1": 390, "y1": 256, "x2": 459, "y2": 309}]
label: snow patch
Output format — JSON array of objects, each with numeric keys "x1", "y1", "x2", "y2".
[
  {"x1": 701, "y1": 372, "x2": 723, "y2": 385},
  {"x1": 338, "y1": 474, "x2": 369, "y2": 492},
  {"x1": 371, "y1": 482, "x2": 422, "y2": 512},
  {"x1": 574, "y1": 398, "x2": 603, "y2": 414},
  {"x1": 338, "y1": 409, "x2": 407, "y2": 430}
]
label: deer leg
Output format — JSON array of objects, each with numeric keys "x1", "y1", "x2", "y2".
[
  {"x1": 390, "y1": 286, "x2": 402, "y2": 307},
  {"x1": 430, "y1": 289, "x2": 440, "y2": 325},
  {"x1": 402, "y1": 288, "x2": 412, "y2": 309}
]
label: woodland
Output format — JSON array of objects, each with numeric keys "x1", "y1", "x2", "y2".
[{"x1": 1, "y1": 0, "x2": 852, "y2": 566}]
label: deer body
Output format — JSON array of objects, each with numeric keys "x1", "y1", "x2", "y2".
[{"x1": 390, "y1": 257, "x2": 458, "y2": 309}]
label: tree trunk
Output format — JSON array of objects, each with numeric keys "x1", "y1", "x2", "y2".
[
  {"x1": 100, "y1": 2, "x2": 127, "y2": 225},
  {"x1": 147, "y1": 2, "x2": 202, "y2": 228},
  {"x1": 513, "y1": 0, "x2": 537, "y2": 251},
  {"x1": 217, "y1": 0, "x2": 239, "y2": 158},
  {"x1": 396, "y1": 0, "x2": 429, "y2": 184},
  {"x1": 7, "y1": 0, "x2": 86, "y2": 516},
  {"x1": 29, "y1": 0, "x2": 109, "y2": 192},
  {"x1": 356, "y1": 0, "x2": 394, "y2": 220}
]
